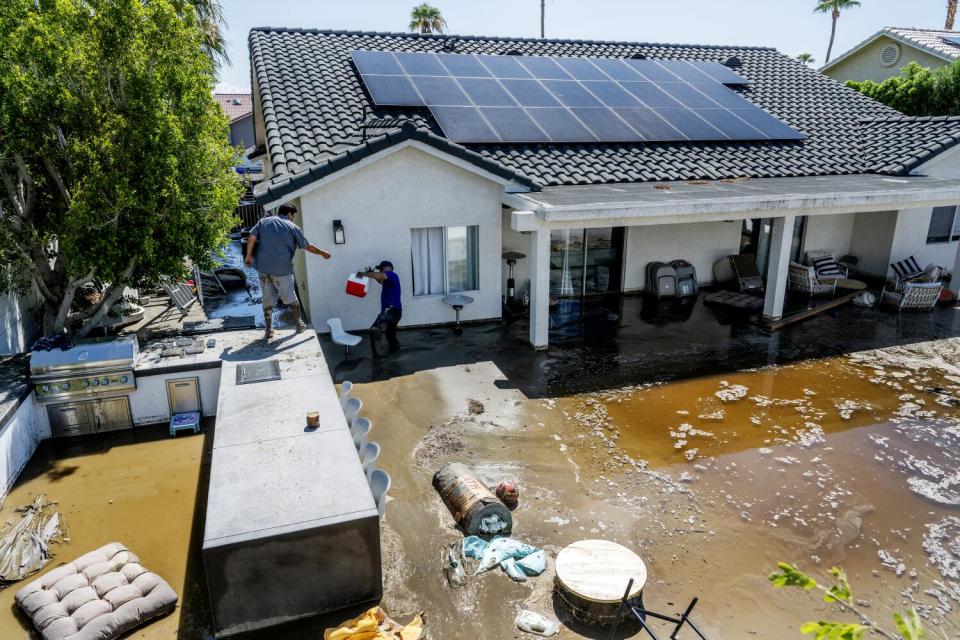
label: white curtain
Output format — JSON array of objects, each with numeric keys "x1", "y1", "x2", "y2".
[{"x1": 411, "y1": 227, "x2": 446, "y2": 296}]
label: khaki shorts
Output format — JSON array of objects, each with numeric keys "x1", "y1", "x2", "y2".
[{"x1": 259, "y1": 273, "x2": 298, "y2": 309}]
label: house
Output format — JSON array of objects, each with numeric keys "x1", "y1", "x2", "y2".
[
  {"x1": 820, "y1": 27, "x2": 960, "y2": 83},
  {"x1": 214, "y1": 92, "x2": 256, "y2": 148},
  {"x1": 248, "y1": 27, "x2": 960, "y2": 348}
]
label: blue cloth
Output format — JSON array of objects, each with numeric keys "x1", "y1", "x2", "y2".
[
  {"x1": 250, "y1": 216, "x2": 308, "y2": 277},
  {"x1": 381, "y1": 270, "x2": 402, "y2": 311}
]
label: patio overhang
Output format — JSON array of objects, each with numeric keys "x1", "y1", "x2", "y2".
[{"x1": 506, "y1": 174, "x2": 960, "y2": 231}]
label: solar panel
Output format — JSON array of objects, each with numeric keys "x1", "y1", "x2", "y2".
[
  {"x1": 943, "y1": 35, "x2": 960, "y2": 47},
  {"x1": 350, "y1": 50, "x2": 799, "y2": 143}
]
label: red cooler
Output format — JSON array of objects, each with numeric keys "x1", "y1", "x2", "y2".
[{"x1": 346, "y1": 274, "x2": 369, "y2": 298}]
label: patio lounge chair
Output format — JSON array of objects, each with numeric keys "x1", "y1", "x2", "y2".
[
  {"x1": 789, "y1": 262, "x2": 837, "y2": 297},
  {"x1": 881, "y1": 281, "x2": 943, "y2": 311},
  {"x1": 729, "y1": 254, "x2": 764, "y2": 293}
]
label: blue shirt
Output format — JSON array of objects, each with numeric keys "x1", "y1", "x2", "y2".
[
  {"x1": 250, "y1": 216, "x2": 308, "y2": 277},
  {"x1": 381, "y1": 271, "x2": 402, "y2": 311}
]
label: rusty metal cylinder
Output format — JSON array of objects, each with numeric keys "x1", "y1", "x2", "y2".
[{"x1": 432, "y1": 463, "x2": 513, "y2": 536}]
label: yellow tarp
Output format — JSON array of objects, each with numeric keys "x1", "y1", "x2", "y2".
[{"x1": 324, "y1": 607, "x2": 424, "y2": 640}]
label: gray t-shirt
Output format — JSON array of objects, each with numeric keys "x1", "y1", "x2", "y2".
[{"x1": 250, "y1": 216, "x2": 308, "y2": 276}]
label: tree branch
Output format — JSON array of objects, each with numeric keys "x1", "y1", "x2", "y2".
[
  {"x1": 812, "y1": 584, "x2": 899, "y2": 640},
  {"x1": 41, "y1": 156, "x2": 71, "y2": 205},
  {"x1": 77, "y1": 256, "x2": 137, "y2": 337},
  {"x1": 51, "y1": 267, "x2": 95, "y2": 335},
  {"x1": 13, "y1": 154, "x2": 35, "y2": 215}
]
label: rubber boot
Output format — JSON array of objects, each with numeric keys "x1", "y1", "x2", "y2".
[
  {"x1": 291, "y1": 305, "x2": 306, "y2": 333},
  {"x1": 263, "y1": 308, "x2": 274, "y2": 340},
  {"x1": 370, "y1": 322, "x2": 382, "y2": 357}
]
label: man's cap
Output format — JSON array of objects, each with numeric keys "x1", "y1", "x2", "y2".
[{"x1": 376, "y1": 260, "x2": 394, "y2": 270}]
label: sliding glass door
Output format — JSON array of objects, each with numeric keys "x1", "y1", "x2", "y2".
[{"x1": 550, "y1": 228, "x2": 624, "y2": 298}]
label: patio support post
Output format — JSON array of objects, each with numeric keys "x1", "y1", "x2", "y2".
[
  {"x1": 951, "y1": 240, "x2": 960, "y2": 300},
  {"x1": 763, "y1": 215, "x2": 796, "y2": 321},
  {"x1": 529, "y1": 228, "x2": 550, "y2": 349}
]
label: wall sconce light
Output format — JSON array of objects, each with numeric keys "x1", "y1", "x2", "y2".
[{"x1": 333, "y1": 219, "x2": 345, "y2": 245}]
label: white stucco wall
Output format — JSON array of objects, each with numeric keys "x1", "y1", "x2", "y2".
[
  {"x1": 502, "y1": 214, "x2": 532, "y2": 299},
  {"x1": 298, "y1": 146, "x2": 505, "y2": 332},
  {"x1": 0, "y1": 395, "x2": 49, "y2": 497},
  {"x1": 623, "y1": 221, "x2": 742, "y2": 291},
  {"x1": 823, "y1": 36, "x2": 950, "y2": 84},
  {"x1": 802, "y1": 213, "x2": 855, "y2": 259},
  {"x1": 848, "y1": 210, "x2": 898, "y2": 278},
  {"x1": 0, "y1": 289, "x2": 39, "y2": 355}
]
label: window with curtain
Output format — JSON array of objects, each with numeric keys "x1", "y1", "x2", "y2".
[
  {"x1": 410, "y1": 225, "x2": 479, "y2": 296},
  {"x1": 927, "y1": 206, "x2": 959, "y2": 244}
]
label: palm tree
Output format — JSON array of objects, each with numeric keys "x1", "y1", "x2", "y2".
[
  {"x1": 409, "y1": 3, "x2": 448, "y2": 35},
  {"x1": 948, "y1": 0, "x2": 958, "y2": 30},
  {"x1": 796, "y1": 53, "x2": 816, "y2": 65},
  {"x1": 814, "y1": 0, "x2": 861, "y2": 64},
  {"x1": 172, "y1": 0, "x2": 229, "y2": 67},
  {"x1": 541, "y1": 0, "x2": 546, "y2": 38}
]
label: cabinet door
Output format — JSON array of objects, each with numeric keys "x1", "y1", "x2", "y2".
[
  {"x1": 48, "y1": 403, "x2": 94, "y2": 438},
  {"x1": 93, "y1": 397, "x2": 132, "y2": 433}
]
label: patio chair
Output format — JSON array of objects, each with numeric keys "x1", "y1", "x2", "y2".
[
  {"x1": 327, "y1": 317, "x2": 362, "y2": 359},
  {"x1": 788, "y1": 262, "x2": 837, "y2": 297},
  {"x1": 728, "y1": 254, "x2": 764, "y2": 293},
  {"x1": 881, "y1": 281, "x2": 943, "y2": 311},
  {"x1": 888, "y1": 256, "x2": 939, "y2": 291},
  {"x1": 339, "y1": 380, "x2": 354, "y2": 410},
  {"x1": 361, "y1": 441, "x2": 380, "y2": 480},
  {"x1": 343, "y1": 397, "x2": 362, "y2": 428},
  {"x1": 369, "y1": 469, "x2": 391, "y2": 518},
  {"x1": 352, "y1": 417, "x2": 372, "y2": 452}
]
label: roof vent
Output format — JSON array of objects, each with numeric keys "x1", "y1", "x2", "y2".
[
  {"x1": 503, "y1": 48, "x2": 523, "y2": 56},
  {"x1": 231, "y1": 98, "x2": 242, "y2": 105},
  {"x1": 441, "y1": 39, "x2": 458, "y2": 53},
  {"x1": 880, "y1": 43, "x2": 901, "y2": 67},
  {"x1": 723, "y1": 56, "x2": 743, "y2": 68},
  {"x1": 629, "y1": 53, "x2": 646, "y2": 60}
]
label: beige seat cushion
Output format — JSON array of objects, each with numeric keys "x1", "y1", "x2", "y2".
[{"x1": 15, "y1": 542, "x2": 178, "y2": 640}]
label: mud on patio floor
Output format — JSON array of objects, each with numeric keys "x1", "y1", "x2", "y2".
[{"x1": 363, "y1": 339, "x2": 960, "y2": 639}]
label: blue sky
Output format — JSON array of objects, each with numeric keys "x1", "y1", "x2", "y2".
[{"x1": 216, "y1": 1, "x2": 950, "y2": 92}]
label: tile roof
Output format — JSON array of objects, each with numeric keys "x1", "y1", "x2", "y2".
[
  {"x1": 214, "y1": 93, "x2": 254, "y2": 122},
  {"x1": 248, "y1": 27, "x2": 960, "y2": 192},
  {"x1": 881, "y1": 27, "x2": 960, "y2": 61},
  {"x1": 253, "y1": 122, "x2": 537, "y2": 204},
  {"x1": 860, "y1": 116, "x2": 960, "y2": 175}
]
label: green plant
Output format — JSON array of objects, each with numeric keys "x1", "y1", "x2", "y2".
[
  {"x1": 409, "y1": 3, "x2": 447, "y2": 34},
  {"x1": 814, "y1": 0, "x2": 861, "y2": 64},
  {"x1": 797, "y1": 53, "x2": 817, "y2": 65},
  {"x1": 769, "y1": 563, "x2": 925, "y2": 640},
  {"x1": 846, "y1": 59, "x2": 960, "y2": 116},
  {"x1": 0, "y1": 0, "x2": 241, "y2": 337}
]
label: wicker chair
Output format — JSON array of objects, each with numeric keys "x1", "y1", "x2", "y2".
[
  {"x1": 881, "y1": 281, "x2": 943, "y2": 311},
  {"x1": 789, "y1": 262, "x2": 837, "y2": 296}
]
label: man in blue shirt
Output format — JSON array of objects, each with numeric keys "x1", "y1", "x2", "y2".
[
  {"x1": 358, "y1": 260, "x2": 402, "y2": 356},
  {"x1": 245, "y1": 204, "x2": 331, "y2": 339}
]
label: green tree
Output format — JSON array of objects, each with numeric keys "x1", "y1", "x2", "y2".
[
  {"x1": 409, "y1": 3, "x2": 447, "y2": 34},
  {"x1": 177, "y1": 0, "x2": 229, "y2": 67},
  {"x1": 846, "y1": 60, "x2": 960, "y2": 116},
  {"x1": 0, "y1": 0, "x2": 241, "y2": 337},
  {"x1": 770, "y1": 563, "x2": 924, "y2": 640},
  {"x1": 797, "y1": 53, "x2": 817, "y2": 65},
  {"x1": 815, "y1": 0, "x2": 861, "y2": 64}
]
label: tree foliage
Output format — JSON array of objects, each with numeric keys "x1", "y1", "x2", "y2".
[
  {"x1": 409, "y1": 3, "x2": 447, "y2": 34},
  {"x1": 0, "y1": 0, "x2": 241, "y2": 336},
  {"x1": 847, "y1": 60, "x2": 960, "y2": 116}
]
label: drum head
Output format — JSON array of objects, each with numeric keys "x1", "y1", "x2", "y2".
[{"x1": 555, "y1": 539, "x2": 646, "y2": 603}]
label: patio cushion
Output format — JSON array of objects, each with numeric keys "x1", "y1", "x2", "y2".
[
  {"x1": 15, "y1": 542, "x2": 178, "y2": 640},
  {"x1": 891, "y1": 256, "x2": 924, "y2": 279},
  {"x1": 810, "y1": 255, "x2": 843, "y2": 278}
]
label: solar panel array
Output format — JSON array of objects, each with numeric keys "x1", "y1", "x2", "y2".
[
  {"x1": 943, "y1": 35, "x2": 960, "y2": 47},
  {"x1": 351, "y1": 50, "x2": 805, "y2": 144}
]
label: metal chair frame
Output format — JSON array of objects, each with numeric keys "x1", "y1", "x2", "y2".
[{"x1": 608, "y1": 579, "x2": 709, "y2": 640}]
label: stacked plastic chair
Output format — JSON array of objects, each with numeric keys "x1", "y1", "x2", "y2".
[{"x1": 339, "y1": 381, "x2": 390, "y2": 518}]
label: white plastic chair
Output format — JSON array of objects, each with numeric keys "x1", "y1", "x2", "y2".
[
  {"x1": 339, "y1": 380, "x2": 354, "y2": 410},
  {"x1": 343, "y1": 397, "x2": 362, "y2": 427},
  {"x1": 327, "y1": 317, "x2": 362, "y2": 359},
  {"x1": 369, "y1": 469, "x2": 391, "y2": 518},
  {"x1": 361, "y1": 441, "x2": 381, "y2": 480},
  {"x1": 352, "y1": 417, "x2": 372, "y2": 452}
]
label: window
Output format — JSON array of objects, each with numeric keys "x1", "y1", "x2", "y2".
[
  {"x1": 411, "y1": 225, "x2": 479, "y2": 296},
  {"x1": 926, "y1": 206, "x2": 960, "y2": 244}
]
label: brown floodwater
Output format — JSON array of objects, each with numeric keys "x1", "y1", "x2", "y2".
[{"x1": 1, "y1": 339, "x2": 959, "y2": 640}]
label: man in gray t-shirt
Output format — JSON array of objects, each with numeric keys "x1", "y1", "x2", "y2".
[{"x1": 245, "y1": 203, "x2": 331, "y2": 339}]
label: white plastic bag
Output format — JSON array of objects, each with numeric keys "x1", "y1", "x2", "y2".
[{"x1": 515, "y1": 610, "x2": 559, "y2": 637}]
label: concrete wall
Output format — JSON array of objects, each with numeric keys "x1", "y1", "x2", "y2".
[
  {"x1": 848, "y1": 210, "x2": 899, "y2": 278},
  {"x1": 823, "y1": 36, "x2": 949, "y2": 83},
  {"x1": 130, "y1": 369, "x2": 221, "y2": 426},
  {"x1": 0, "y1": 395, "x2": 49, "y2": 497},
  {"x1": 0, "y1": 289, "x2": 39, "y2": 355},
  {"x1": 230, "y1": 115, "x2": 256, "y2": 150},
  {"x1": 802, "y1": 213, "x2": 855, "y2": 259},
  {"x1": 623, "y1": 221, "x2": 742, "y2": 291},
  {"x1": 298, "y1": 146, "x2": 504, "y2": 332},
  {"x1": 502, "y1": 212, "x2": 532, "y2": 298}
]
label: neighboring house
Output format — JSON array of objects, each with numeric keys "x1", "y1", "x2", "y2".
[
  {"x1": 249, "y1": 28, "x2": 960, "y2": 348},
  {"x1": 214, "y1": 93, "x2": 256, "y2": 148},
  {"x1": 820, "y1": 27, "x2": 960, "y2": 83}
]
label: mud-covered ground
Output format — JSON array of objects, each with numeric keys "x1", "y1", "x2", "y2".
[{"x1": 365, "y1": 339, "x2": 960, "y2": 638}]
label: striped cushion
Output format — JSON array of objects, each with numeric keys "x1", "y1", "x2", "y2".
[
  {"x1": 891, "y1": 256, "x2": 923, "y2": 279},
  {"x1": 811, "y1": 255, "x2": 843, "y2": 278}
]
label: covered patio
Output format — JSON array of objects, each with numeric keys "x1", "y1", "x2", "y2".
[{"x1": 505, "y1": 174, "x2": 960, "y2": 348}]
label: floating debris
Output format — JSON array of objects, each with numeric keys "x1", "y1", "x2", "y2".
[
  {"x1": 0, "y1": 495, "x2": 63, "y2": 584},
  {"x1": 715, "y1": 382, "x2": 748, "y2": 403}
]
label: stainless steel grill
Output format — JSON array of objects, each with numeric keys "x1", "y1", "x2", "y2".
[{"x1": 30, "y1": 337, "x2": 138, "y2": 402}]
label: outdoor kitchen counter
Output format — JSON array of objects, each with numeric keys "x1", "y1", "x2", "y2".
[{"x1": 202, "y1": 329, "x2": 381, "y2": 638}]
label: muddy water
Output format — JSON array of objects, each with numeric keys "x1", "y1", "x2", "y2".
[
  {"x1": 0, "y1": 426, "x2": 210, "y2": 640},
  {"x1": 365, "y1": 340, "x2": 960, "y2": 639}
]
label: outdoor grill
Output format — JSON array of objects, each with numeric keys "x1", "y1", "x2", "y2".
[{"x1": 30, "y1": 337, "x2": 138, "y2": 402}]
